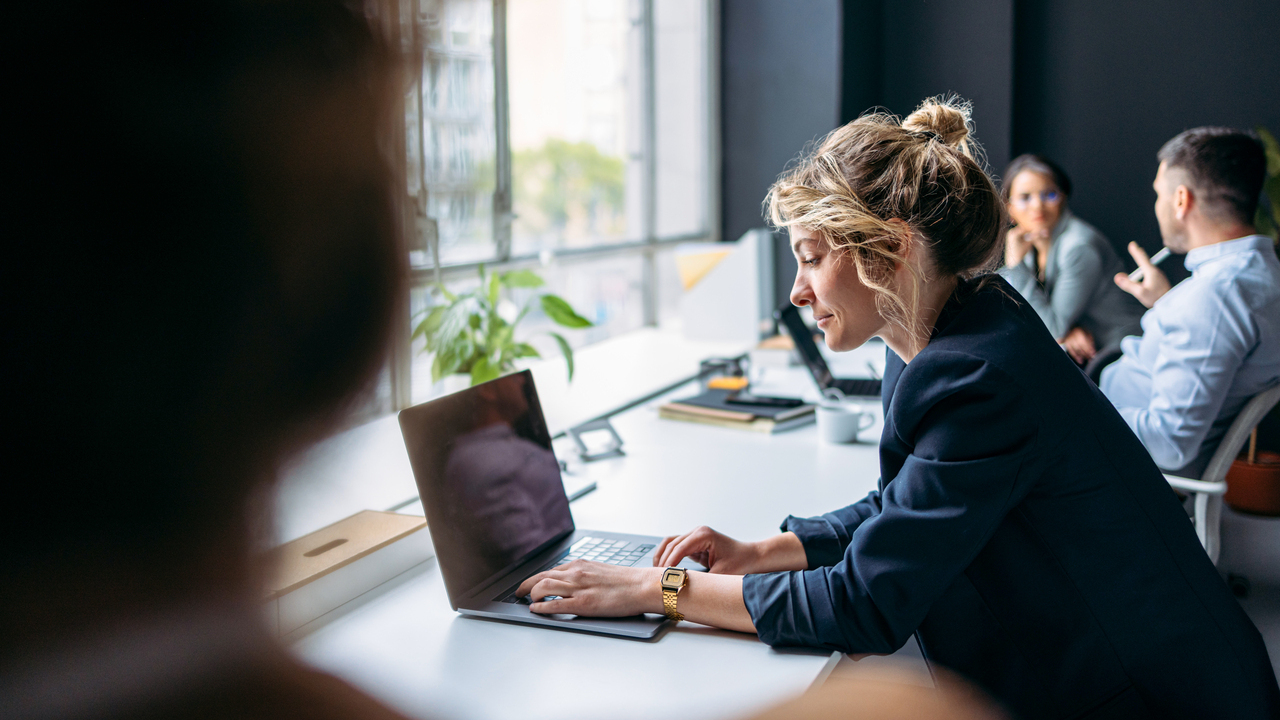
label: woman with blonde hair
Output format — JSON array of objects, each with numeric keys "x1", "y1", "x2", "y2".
[{"x1": 519, "y1": 98, "x2": 1280, "y2": 719}]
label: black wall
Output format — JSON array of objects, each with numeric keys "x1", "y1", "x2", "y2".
[
  {"x1": 722, "y1": 0, "x2": 1280, "y2": 309},
  {"x1": 720, "y1": 0, "x2": 841, "y2": 309},
  {"x1": 1014, "y1": 0, "x2": 1280, "y2": 273}
]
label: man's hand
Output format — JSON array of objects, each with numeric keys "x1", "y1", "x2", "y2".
[
  {"x1": 653, "y1": 527, "x2": 807, "y2": 575},
  {"x1": 1060, "y1": 326, "x2": 1096, "y2": 364},
  {"x1": 1113, "y1": 241, "x2": 1172, "y2": 308}
]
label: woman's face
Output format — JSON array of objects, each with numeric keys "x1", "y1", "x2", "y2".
[
  {"x1": 1006, "y1": 170, "x2": 1064, "y2": 232},
  {"x1": 789, "y1": 227, "x2": 885, "y2": 352}
]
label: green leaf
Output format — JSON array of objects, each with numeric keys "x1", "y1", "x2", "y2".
[
  {"x1": 541, "y1": 294, "x2": 593, "y2": 329},
  {"x1": 487, "y1": 271, "x2": 501, "y2": 306},
  {"x1": 411, "y1": 306, "x2": 447, "y2": 342},
  {"x1": 434, "y1": 283, "x2": 457, "y2": 303},
  {"x1": 431, "y1": 300, "x2": 476, "y2": 353},
  {"x1": 432, "y1": 343, "x2": 463, "y2": 383},
  {"x1": 512, "y1": 342, "x2": 541, "y2": 359},
  {"x1": 500, "y1": 269, "x2": 545, "y2": 288},
  {"x1": 470, "y1": 355, "x2": 501, "y2": 385},
  {"x1": 1257, "y1": 126, "x2": 1280, "y2": 176},
  {"x1": 489, "y1": 321, "x2": 513, "y2": 353},
  {"x1": 547, "y1": 331, "x2": 575, "y2": 381}
]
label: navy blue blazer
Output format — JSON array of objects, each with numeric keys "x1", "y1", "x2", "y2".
[{"x1": 742, "y1": 277, "x2": 1279, "y2": 720}]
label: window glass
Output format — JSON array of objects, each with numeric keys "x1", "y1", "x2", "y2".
[
  {"x1": 416, "y1": 0, "x2": 497, "y2": 266},
  {"x1": 654, "y1": 0, "x2": 708, "y2": 239},
  {"x1": 507, "y1": 0, "x2": 642, "y2": 253}
]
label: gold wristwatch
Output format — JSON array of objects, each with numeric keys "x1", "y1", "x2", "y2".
[{"x1": 660, "y1": 567, "x2": 689, "y2": 621}]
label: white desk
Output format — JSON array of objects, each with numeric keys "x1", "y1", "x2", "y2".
[{"x1": 278, "y1": 330, "x2": 891, "y2": 720}]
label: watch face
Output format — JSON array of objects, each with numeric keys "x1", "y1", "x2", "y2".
[{"x1": 661, "y1": 568, "x2": 686, "y2": 589}]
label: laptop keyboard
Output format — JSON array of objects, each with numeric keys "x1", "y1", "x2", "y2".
[{"x1": 498, "y1": 536, "x2": 656, "y2": 604}]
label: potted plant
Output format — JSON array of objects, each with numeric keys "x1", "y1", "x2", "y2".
[
  {"x1": 413, "y1": 265, "x2": 594, "y2": 387},
  {"x1": 1256, "y1": 126, "x2": 1279, "y2": 242}
]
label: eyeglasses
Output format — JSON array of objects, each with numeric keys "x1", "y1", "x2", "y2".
[{"x1": 1011, "y1": 190, "x2": 1062, "y2": 208}]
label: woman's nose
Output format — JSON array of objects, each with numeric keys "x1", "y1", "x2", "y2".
[{"x1": 790, "y1": 275, "x2": 812, "y2": 307}]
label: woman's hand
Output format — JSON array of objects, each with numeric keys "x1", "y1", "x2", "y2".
[
  {"x1": 517, "y1": 562, "x2": 662, "y2": 617},
  {"x1": 653, "y1": 527, "x2": 807, "y2": 575},
  {"x1": 1060, "y1": 326, "x2": 1096, "y2": 364},
  {"x1": 1004, "y1": 226, "x2": 1049, "y2": 268}
]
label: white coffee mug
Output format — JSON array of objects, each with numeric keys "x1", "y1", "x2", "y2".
[{"x1": 816, "y1": 402, "x2": 875, "y2": 443}]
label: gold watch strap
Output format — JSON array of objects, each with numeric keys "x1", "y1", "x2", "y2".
[
  {"x1": 662, "y1": 586, "x2": 684, "y2": 622},
  {"x1": 661, "y1": 567, "x2": 687, "y2": 621}
]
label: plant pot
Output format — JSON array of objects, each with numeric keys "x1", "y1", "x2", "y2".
[{"x1": 1224, "y1": 450, "x2": 1280, "y2": 517}]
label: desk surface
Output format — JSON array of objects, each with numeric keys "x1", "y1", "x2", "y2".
[{"x1": 280, "y1": 330, "x2": 891, "y2": 720}]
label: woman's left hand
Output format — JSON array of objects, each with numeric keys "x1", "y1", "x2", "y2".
[
  {"x1": 1061, "y1": 326, "x2": 1095, "y2": 364},
  {"x1": 516, "y1": 561, "x2": 662, "y2": 617}
]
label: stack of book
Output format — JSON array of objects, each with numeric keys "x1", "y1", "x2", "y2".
[{"x1": 658, "y1": 389, "x2": 815, "y2": 434}]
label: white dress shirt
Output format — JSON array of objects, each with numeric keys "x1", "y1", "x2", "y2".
[{"x1": 1101, "y1": 235, "x2": 1280, "y2": 477}]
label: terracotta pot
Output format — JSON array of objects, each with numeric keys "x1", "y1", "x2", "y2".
[{"x1": 1224, "y1": 450, "x2": 1280, "y2": 517}]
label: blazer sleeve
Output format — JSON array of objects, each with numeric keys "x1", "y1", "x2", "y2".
[
  {"x1": 742, "y1": 353, "x2": 1039, "y2": 653},
  {"x1": 779, "y1": 493, "x2": 884, "y2": 568}
]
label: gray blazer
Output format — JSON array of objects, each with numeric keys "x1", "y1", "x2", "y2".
[{"x1": 1000, "y1": 212, "x2": 1144, "y2": 350}]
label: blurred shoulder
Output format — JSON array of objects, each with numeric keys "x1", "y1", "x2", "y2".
[
  {"x1": 128, "y1": 653, "x2": 416, "y2": 720},
  {"x1": 1056, "y1": 213, "x2": 1113, "y2": 254}
]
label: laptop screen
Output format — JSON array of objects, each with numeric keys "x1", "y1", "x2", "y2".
[
  {"x1": 398, "y1": 370, "x2": 574, "y2": 606},
  {"x1": 776, "y1": 304, "x2": 834, "y2": 389}
]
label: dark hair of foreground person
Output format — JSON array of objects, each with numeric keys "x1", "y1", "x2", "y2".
[{"x1": 2, "y1": 3, "x2": 412, "y2": 718}]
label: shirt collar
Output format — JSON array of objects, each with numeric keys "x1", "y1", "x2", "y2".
[{"x1": 1185, "y1": 234, "x2": 1274, "y2": 273}]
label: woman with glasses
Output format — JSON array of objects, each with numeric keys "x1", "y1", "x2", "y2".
[{"x1": 1001, "y1": 154, "x2": 1143, "y2": 369}]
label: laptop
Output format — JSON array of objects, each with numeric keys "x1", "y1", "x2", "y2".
[
  {"x1": 775, "y1": 304, "x2": 882, "y2": 399},
  {"x1": 398, "y1": 369, "x2": 693, "y2": 640}
]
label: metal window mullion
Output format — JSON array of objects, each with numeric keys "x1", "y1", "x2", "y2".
[
  {"x1": 411, "y1": 232, "x2": 709, "y2": 284},
  {"x1": 641, "y1": 0, "x2": 658, "y2": 326},
  {"x1": 492, "y1": 0, "x2": 513, "y2": 262},
  {"x1": 705, "y1": 0, "x2": 721, "y2": 244}
]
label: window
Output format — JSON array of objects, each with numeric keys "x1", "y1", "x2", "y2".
[{"x1": 396, "y1": 0, "x2": 717, "y2": 407}]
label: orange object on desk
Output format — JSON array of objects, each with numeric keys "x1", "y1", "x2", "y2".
[{"x1": 707, "y1": 376, "x2": 750, "y2": 390}]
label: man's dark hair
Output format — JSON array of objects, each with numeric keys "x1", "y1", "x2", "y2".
[
  {"x1": 1157, "y1": 127, "x2": 1266, "y2": 226},
  {"x1": 1001, "y1": 154, "x2": 1073, "y2": 202}
]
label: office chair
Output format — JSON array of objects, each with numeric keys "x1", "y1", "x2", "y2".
[{"x1": 1163, "y1": 383, "x2": 1280, "y2": 566}]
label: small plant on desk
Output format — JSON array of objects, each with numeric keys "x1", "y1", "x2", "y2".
[{"x1": 413, "y1": 265, "x2": 594, "y2": 386}]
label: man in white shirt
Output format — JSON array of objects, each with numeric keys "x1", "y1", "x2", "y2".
[{"x1": 1102, "y1": 127, "x2": 1280, "y2": 478}]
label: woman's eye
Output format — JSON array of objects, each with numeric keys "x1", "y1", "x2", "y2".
[{"x1": 802, "y1": 257, "x2": 819, "y2": 266}]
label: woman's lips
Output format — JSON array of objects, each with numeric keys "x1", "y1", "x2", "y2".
[{"x1": 815, "y1": 313, "x2": 833, "y2": 329}]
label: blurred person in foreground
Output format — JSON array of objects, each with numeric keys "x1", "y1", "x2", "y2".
[
  {"x1": 2, "y1": 3, "x2": 416, "y2": 718},
  {"x1": 1102, "y1": 128, "x2": 1280, "y2": 479},
  {"x1": 742, "y1": 665, "x2": 1006, "y2": 720},
  {"x1": 998, "y1": 154, "x2": 1144, "y2": 372}
]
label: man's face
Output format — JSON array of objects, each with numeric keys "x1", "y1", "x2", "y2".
[{"x1": 1153, "y1": 162, "x2": 1189, "y2": 252}]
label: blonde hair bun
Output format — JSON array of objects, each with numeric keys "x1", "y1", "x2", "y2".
[{"x1": 903, "y1": 95, "x2": 974, "y2": 160}]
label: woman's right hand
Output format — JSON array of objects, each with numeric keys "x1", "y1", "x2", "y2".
[
  {"x1": 1004, "y1": 226, "x2": 1049, "y2": 268},
  {"x1": 654, "y1": 527, "x2": 808, "y2": 575}
]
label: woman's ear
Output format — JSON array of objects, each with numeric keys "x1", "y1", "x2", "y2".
[{"x1": 885, "y1": 219, "x2": 914, "y2": 263}]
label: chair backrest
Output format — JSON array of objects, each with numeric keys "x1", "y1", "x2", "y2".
[{"x1": 1201, "y1": 383, "x2": 1280, "y2": 484}]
